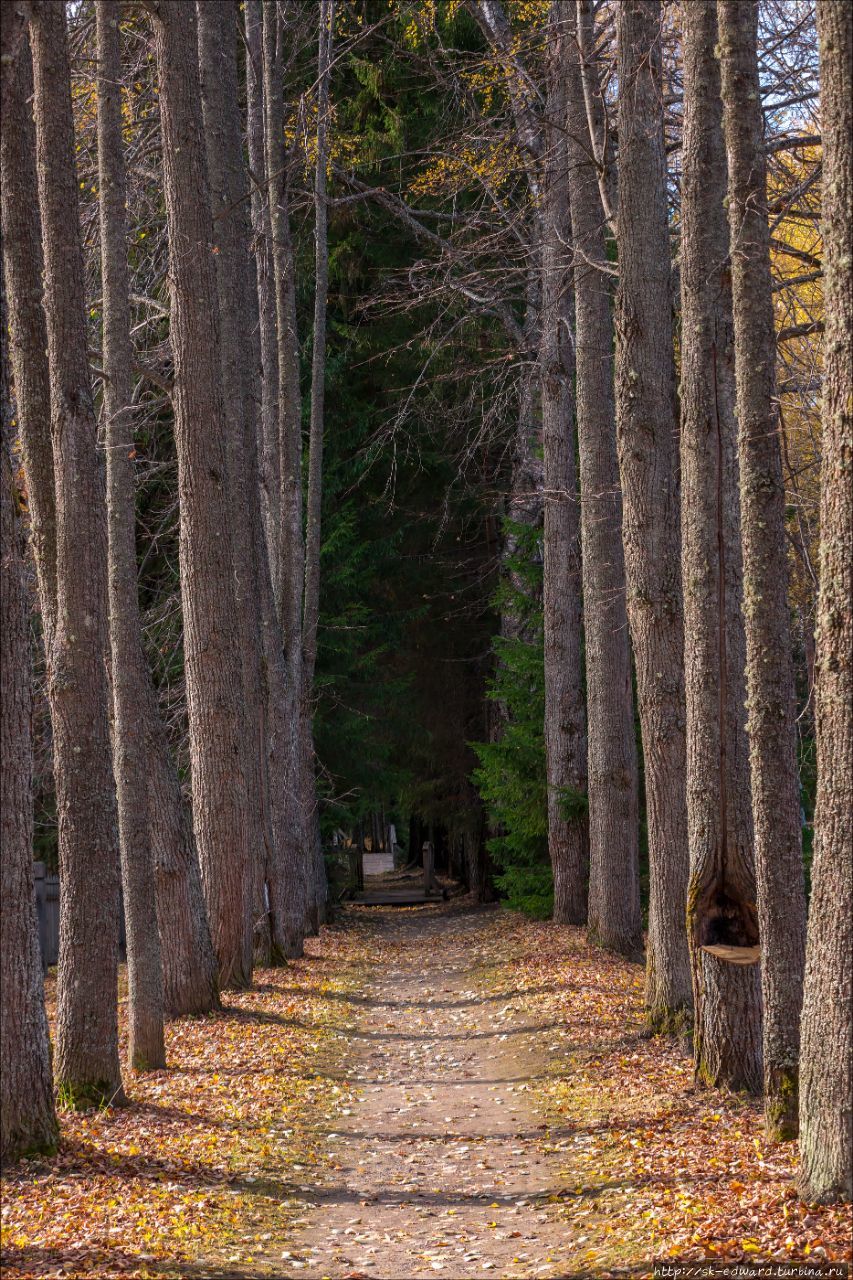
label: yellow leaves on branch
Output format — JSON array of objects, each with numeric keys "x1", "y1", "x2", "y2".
[{"x1": 409, "y1": 138, "x2": 525, "y2": 199}]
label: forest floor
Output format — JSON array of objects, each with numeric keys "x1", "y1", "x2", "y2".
[{"x1": 1, "y1": 897, "x2": 850, "y2": 1280}]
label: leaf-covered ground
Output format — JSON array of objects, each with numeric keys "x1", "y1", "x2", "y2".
[
  {"x1": 0, "y1": 930, "x2": 362, "y2": 1279},
  {"x1": 1, "y1": 900, "x2": 851, "y2": 1278}
]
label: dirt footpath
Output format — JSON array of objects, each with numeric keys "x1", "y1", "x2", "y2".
[{"x1": 281, "y1": 903, "x2": 581, "y2": 1279}]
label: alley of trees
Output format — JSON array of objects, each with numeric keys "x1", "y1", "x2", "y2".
[{"x1": 0, "y1": 0, "x2": 851, "y2": 1274}]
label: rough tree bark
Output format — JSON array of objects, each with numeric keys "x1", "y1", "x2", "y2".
[
  {"x1": 0, "y1": 34, "x2": 56, "y2": 656},
  {"x1": 238, "y1": 5, "x2": 308, "y2": 960},
  {"x1": 541, "y1": 7, "x2": 588, "y2": 925},
  {"x1": 302, "y1": 0, "x2": 333, "y2": 694},
  {"x1": 1, "y1": 17, "x2": 217, "y2": 1021},
  {"x1": 245, "y1": 0, "x2": 281, "y2": 592},
  {"x1": 798, "y1": 0, "x2": 852, "y2": 1204},
  {"x1": 148, "y1": 0, "x2": 252, "y2": 989},
  {"x1": 199, "y1": 0, "x2": 306, "y2": 962},
  {"x1": 719, "y1": 0, "x2": 807, "y2": 1137},
  {"x1": 301, "y1": 0, "x2": 336, "y2": 927},
  {"x1": 566, "y1": 3, "x2": 642, "y2": 957},
  {"x1": 614, "y1": 0, "x2": 692, "y2": 1030},
  {"x1": 264, "y1": 0, "x2": 304, "y2": 638},
  {"x1": 575, "y1": 0, "x2": 618, "y2": 236},
  {"x1": 96, "y1": 0, "x2": 165, "y2": 1072},
  {"x1": 29, "y1": 0, "x2": 124, "y2": 1107},
  {"x1": 145, "y1": 688, "x2": 219, "y2": 1016},
  {"x1": 1, "y1": 260, "x2": 58, "y2": 1163},
  {"x1": 680, "y1": 0, "x2": 762, "y2": 1094},
  {"x1": 0, "y1": 0, "x2": 30, "y2": 70},
  {"x1": 263, "y1": 0, "x2": 316, "y2": 935},
  {"x1": 197, "y1": 0, "x2": 277, "y2": 966}
]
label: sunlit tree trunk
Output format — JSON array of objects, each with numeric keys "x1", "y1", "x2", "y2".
[
  {"x1": 680, "y1": 0, "x2": 761, "y2": 1094},
  {"x1": 29, "y1": 0, "x2": 124, "y2": 1106},
  {"x1": 96, "y1": 0, "x2": 165, "y2": 1073},
  {"x1": 245, "y1": 0, "x2": 281, "y2": 593},
  {"x1": 798, "y1": 0, "x2": 852, "y2": 1203},
  {"x1": 148, "y1": 0, "x2": 252, "y2": 989},
  {"x1": 1, "y1": 257, "x2": 58, "y2": 1162},
  {"x1": 719, "y1": 0, "x2": 807, "y2": 1137},
  {"x1": 2, "y1": 15, "x2": 217, "y2": 1020},
  {"x1": 197, "y1": 0, "x2": 277, "y2": 966},
  {"x1": 614, "y1": 0, "x2": 692, "y2": 1031},
  {"x1": 0, "y1": 34, "x2": 56, "y2": 659},
  {"x1": 567, "y1": 2, "x2": 641, "y2": 958}
]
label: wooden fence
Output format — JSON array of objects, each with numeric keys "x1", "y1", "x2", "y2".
[
  {"x1": 33, "y1": 862, "x2": 126, "y2": 973},
  {"x1": 33, "y1": 862, "x2": 59, "y2": 972}
]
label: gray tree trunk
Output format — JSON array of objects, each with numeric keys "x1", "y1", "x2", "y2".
[
  {"x1": 719, "y1": 0, "x2": 807, "y2": 1137},
  {"x1": 1, "y1": 258, "x2": 58, "y2": 1163},
  {"x1": 614, "y1": 0, "x2": 692, "y2": 1031},
  {"x1": 302, "y1": 0, "x2": 332, "y2": 699},
  {"x1": 301, "y1": 0, "x2": 335, "y2": 927},
  {"x1": 1, "y1": 19, "x2": 217, "y2": 1021},
  {"x1": 680, "y1": 0, "x2": 762, "y2": 1094},
  {"x1": 798, "y1": 0, "x2": 852, "y2": 1204},
  {"x1": 29, "y1": 0, "x2": 124, "y2": 1107},
  {"x1": 145, "y1": 687, "x2": 219, "y2": 1016},
  {"x1": 259, "y1": 556, "x2": 309, "y2": 959},
  {"x1": 0, "y1": 35, "x2": 56, "y2": 656},
  {"x1": 541, "y1": 8, "x2": 588, "y2": 926},
  {"x1": 566, "y1": 3, "x2": 641, "y2": 958},
  {"x1": 263, "y1": 1, "x2": 304, "y2": 638},
  {"x1": 0, "y1": 1, "x2": 29, "y2": 72},
  {"x1": 575, "y1": 0, "x2": 618, "y2": 236},
  {"x1": 263, "y1": 1, "x2": 316, "y2": 934},
  {"x1": 245, "y1": 0, "x2": 281, "y2": 593},
  {"x1": 96, "y1": 0, "x2": 165, "y2": 1073},
  {"x1": 197, "y1": 0, "x2": 276, "y2": 967},
  {"x1": 149, "y1": 0, "x2": 252, "y2": 989}
]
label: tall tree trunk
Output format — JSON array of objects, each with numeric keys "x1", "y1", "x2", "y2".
[
  {"x1": 1, "y1": 19, "x2": 217, "y2": 1020},
  {"x1": 0, "y1": 1, "x2": 29, "y2": 72},
  {"x1": 263, "y1": 1, "x2": 316, "y2": 934},
  {"x1": 501, "y1": 355, "x2": 544, "y2": 650},
  {"x1": 197, "y1": 0, "x2": 276, "y2": 967},
  {"x1": 301, "y1": 0, "x2": 335, "y2": 926},
  {"x1": 541, "y1": 7, "x2": 588, "y2": 926},
  {"x1": 0, "y1": 34, "x2": 56, "y2": 657},
  {"x1": 148, "y1": 0, "x2": 252, "y2": 990},
  {"x1": 472, "y1": 0, "x2": 545, "y2": 664},
  {"x1": 680, "y1": 0, "x2": 762, "y2": 1094},
  {"x1": 29, "y1": 0, "x2": 124, "y2": 1107},
  {"x1": 145, "y1": 686, "x2": 219, "y2": 1016},
  {"x1": 614, "y1": 0, "x2": 692, "y2": 1031},
  {"x1": 96, "y1": 0, "x2": 165, "y2": 1073},
  {"x1": 259, "y1": 559, "x2": 309, "y2": 959},
  {"x1": 575, "y1": 0, "x2": 618, "y2": 236},
  {"x1": 240, "y1": 4, "x2": 308, "y2": 961},
  {"x1": 264, "y1": 0, "x2": 304, "y2": 641},
  {"x1": 245, "y1": 0, "x2": 281, "y2": 594},
  {"x1": 798, "y1": 0, "x2": 852, "y2": 1204},
  {"x1": 1, "y1": 258, "x2": 58, "y2": 1163},
  {"x1": 566, "y1": 2, "x2": 641, "y2": 958},
  {"x1": 302, "y1": 0, "x2": 332, "y2": 697},
  {"x1": 242, "y1": 0, "x2": 306, "y2": 957},
  {"x1": 719, "y1": 0, "x2": 807, "y2": 1137}
]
